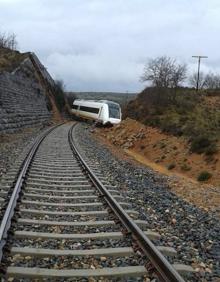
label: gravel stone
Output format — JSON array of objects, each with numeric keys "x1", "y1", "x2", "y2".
[
  {"x1": 73, "y1": 123, "x2": 220, "y2": 282},
  {"x1": 0, "y1": 125, "x2": 50, "y2": 222},
  {"x1": 3, "y1": 124, "x2": 148, "y2": 282}
]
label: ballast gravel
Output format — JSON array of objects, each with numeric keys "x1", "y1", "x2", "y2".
[
  {"x1": 4, "y1": 124, "x2": 149, "y2": 282},
  {"x1": 0, "y1": 125, "x2": 51, "y2": 223},
  {"x1": 20, "y1": 213, "x2": 111, "y2": 222},
  {"x1": 73, "y1": 123, "x2": 220, "y2": 282},
  {"x1": 8, "y1": 255, "x2": 144, "y2": 270},
  {"x1": 16, "y1": 224, "x2": 123, "y2": 234},
  {"x1": 13, "y1": 238, "x2": 131, "y2": 250},
  {"x1": 0, "y1": 125, "x2": 50, "y2": 181}
]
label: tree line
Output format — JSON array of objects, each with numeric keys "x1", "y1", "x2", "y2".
[{"x1": 141, "y1": 56, "x2": 220, "y2": 90}]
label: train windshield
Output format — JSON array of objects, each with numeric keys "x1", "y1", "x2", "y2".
[{"x1": 108, "y1": 103, "x2": 120, "y2": 119}]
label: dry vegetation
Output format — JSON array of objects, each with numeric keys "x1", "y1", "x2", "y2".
[
  {"x1": 125, "y1": 88, "x2": 220, "y2": 160},
  {"x1": 131, "y1": 56, "x2": 220, "y2": 159},
  {"x1": 122, "y1": 86, "x2": 220, "y2": 186},
  {"x1": 0, "y1": 47, "x2": 29, "y2": 73}
]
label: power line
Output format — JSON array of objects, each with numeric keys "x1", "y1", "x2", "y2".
[{"x1": 192, "y1": 55, "x2": 208, "y2": 91}]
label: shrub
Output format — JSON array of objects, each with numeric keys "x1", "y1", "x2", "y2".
[
  {"x1": 124, "y1": 87, "x2": 219, "y2": 150},
  {"x1": 205, "y1": 143, "x2": 218, "y2": 155},
  {"x1": 197, "y1": 171, "x2": 212, "y2": 181},
  {"x1": 190, "y1": 136, "x2": 217, "y2": 155},
  {"x1": 53, "y1": 80, "x2": 66, "y2": 111},
  {"x1": 167, "y1": 163, "x2": 175, "y2": 170}
]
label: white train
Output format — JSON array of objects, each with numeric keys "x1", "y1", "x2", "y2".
[{"x1": 71, "y1": 99, "x2": 121, "y2": 125}]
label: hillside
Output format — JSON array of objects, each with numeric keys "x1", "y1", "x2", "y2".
[
  {"x1": 94, "y1": 88, "x2": 220, "y2": 211},
  {"x1": 123, "y1": 88, "x2": 220, "y2": 183},
  {"x1": 0, "y1": 47, "x2": 62, "y2": 133},
  {"x1": 125, "y1": 88, "x2": 219, "y2": 135},
  {"x1": 95, "y1": 118, "x2": 220, "y2": 212},
  {"x1": 124, "y1": 88, "x2": 220, "y2": 156}
]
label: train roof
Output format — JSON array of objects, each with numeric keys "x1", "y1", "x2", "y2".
[{"x1": 73, "y1": 99, "x2": 120, "y2": 105}]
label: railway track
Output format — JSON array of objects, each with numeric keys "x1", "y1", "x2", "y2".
[{"x1": 0, "y1": 123, "x2": 193, "y2": 281}]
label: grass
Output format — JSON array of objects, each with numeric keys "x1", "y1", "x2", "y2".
[
  {"x1": 0, "y1": 47, "x2": 29, "y2": 73},
  {"x1": 180, "y1": 163, "x2": 191, "y2": 171},
  {"x1": 159, "y1": 142, "x2": 166, "y2": 149}
]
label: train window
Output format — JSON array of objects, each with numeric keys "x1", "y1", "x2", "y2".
[
  {"x1": 108, "y1": 103, "x2": 120, "y2": 119},
  {"x1": 72, "y1": 105, "x2": 78, "y2": 109},
  {"x1": 79, "y1": 106, "x2": 99, "y2": 114}
]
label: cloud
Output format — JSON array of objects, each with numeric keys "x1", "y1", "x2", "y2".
[
  {"x1": 46, "y1": 52, "x2": 143, "y2": 92},
  {"x1": 0, "y1": 0, "x2": 220, "y2": 91}
]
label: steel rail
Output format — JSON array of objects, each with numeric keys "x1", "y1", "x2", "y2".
[
  {"x1": 68, "y1": 124, "x2": 185, "y2": 282},
  {"x1": 0, "y1": 125, "x2": 60, "y2": 263}
]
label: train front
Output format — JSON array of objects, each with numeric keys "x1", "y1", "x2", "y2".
[{"x1": 107, "y1": 102, "x2": 121, "y2": 125}]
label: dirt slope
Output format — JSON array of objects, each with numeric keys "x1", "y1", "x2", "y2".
[{"x1": 95, "y1": 118, "x2": 220, "y2": 214}]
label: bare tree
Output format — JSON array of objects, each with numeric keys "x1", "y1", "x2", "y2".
[
  {"x1": 141, "y1": 56, "x2": 187, "y2": 89},
  {"x1": 0, "y1": 31, "x2": 18, "y2": 50},
  {"x1": 170, "y1": 63, "x2": 187, "y2": 88},
  {"x1": 189, "y1": 72, "x2": 206, "y2": 89},
  {"x1": 0, "y1": 32, "x2": 7, "y2": 48},
  {"x1": 204, "y1": 72, "x2": 220, "y2": 89},
  {"x1": 7, "y1": 33, "x2": 17, "y2": 50}
]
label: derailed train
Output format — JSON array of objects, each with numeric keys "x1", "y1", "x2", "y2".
[{"x1": 71, "y1": 99, "x2": 122, "y2": 125}]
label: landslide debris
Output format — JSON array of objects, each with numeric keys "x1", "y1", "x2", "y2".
[{"x1": 97, "y1": 118, "x2": 220, "y2": 186}]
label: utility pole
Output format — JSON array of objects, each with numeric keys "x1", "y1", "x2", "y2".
[{"x1": 192, "y1": 55, "x2": 208, "y2": 91}]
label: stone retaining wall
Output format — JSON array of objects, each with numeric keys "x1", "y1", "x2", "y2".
[{"x1": 0, "y1": 57, "x2": 52, "y2": 133}]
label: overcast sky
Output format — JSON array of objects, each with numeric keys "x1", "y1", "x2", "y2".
[{"x1": 0, "y1": 0, "x2": 220, "y2": 92}]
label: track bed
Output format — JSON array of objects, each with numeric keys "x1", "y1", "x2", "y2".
[{"x1": 0, "y1": 123, "x2": 192, "y2": 281}]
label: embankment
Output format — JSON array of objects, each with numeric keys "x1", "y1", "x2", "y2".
[
  {"x1": 0, "y1": 49, "x2": 61, "y2": 133},
  {"x1": 95, "y1": 118, "x2": 220, "y2": 213}
]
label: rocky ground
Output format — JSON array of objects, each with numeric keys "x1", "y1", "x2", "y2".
[
  {"x1": 0, "y1": 124, "x2": 51, "y2": 181},
  {"x1": 74, "y1": 123, "x2": 220, "y2": 282}
]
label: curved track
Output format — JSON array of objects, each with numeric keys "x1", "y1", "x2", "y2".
[{"x1": 0, "y1": 123, "x2": 192, "y2": 281}]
